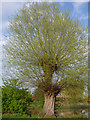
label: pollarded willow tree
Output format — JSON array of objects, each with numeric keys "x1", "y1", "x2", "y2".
[{"x1": 4, "y1": 2, "x2": 88, "y2": 117}]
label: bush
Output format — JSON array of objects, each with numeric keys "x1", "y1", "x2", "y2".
[
  {"x1": 29, "y1": 88, "x2": 44, "y2": 115},
  {"x1": 2, "y1": 85, "x2": 32, "y2": 115}
]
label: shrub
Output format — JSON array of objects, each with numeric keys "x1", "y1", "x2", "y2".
[{"x1": 2, "y1": 85, "x2": 32, "y2": 115}]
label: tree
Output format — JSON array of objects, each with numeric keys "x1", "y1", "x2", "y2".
[{"x1": 4, "y1": 2, "x2": 88, "y2": 117}]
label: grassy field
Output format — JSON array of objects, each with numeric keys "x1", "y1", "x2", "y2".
[
  {"x1": 2, "y1": 113, "x2": 31, "y2": 118},
  {"x1": 2, "y1": 104, "x2": 88, "y2": 118},
  {"x1": 2, "y1": 113, "x2": 88, "y2": 118}
]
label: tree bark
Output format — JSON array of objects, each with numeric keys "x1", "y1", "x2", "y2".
[{"x1": 41, "y1": 93, "x2": 56, "y2": 117}]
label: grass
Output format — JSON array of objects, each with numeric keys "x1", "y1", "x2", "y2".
[
  {"x1": 31, "y1": 114, "x2": 40, "y2": 118},
  {"x1": 2, "y1": 112, "x2": 88, "y2": 119},
  {"x1": 57, "y1": 114, "x2": 88, "y2": 118},
  {"x1": 70, "y1": 105, "x2": 88, "y2": 110},
  {"x1": 55, "y1": 104, "x2": 88, "y2": 118},
  {"x1": 2, "y1": 105, "x2": 88, "y2": 118},
  {"x1": 2, "y1": 113, "x2": 31, "y2": 118},
  {"x1": 2, "y1": 113, "x2": 41, "y2": 118}
]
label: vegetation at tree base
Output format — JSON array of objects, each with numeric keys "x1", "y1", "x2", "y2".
[
  {"x1": 32, "y1": 88, "x2": 44, "y2": 106},
  {"x1": 2, "y1": 83, "x2": 88, "y2": 118},
  {"x1": 2, "y1": 80, "x2": 44, "y2": 117},
  {"x1": 2, "y1": 80, "x2": 32, "y2": 115},
  {"x1": 3, "y1": 2, "x2": 88, "y2": 117}
]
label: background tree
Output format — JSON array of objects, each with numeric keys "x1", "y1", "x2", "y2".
[{"x1": 4, "y1": 2, "x2": 88, "y2": 117}]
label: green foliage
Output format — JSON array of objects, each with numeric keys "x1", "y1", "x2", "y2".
[
  {"x1": 4, "y1": 2, "x2": 87, "y2": 92},
  {"x1": 56, "y1": 97, "x2": 60, "y2": 102},
  {"x1": 61, "y1": 64, "x2": 88, "y2": 103},
  {"x1": 3, "y1": 3, "x2": 88, "y2": 116},
  {"x1": 2, "y1": 84, "x2": 32, "y2": 115},
  {"x1": 29, "y1": 88, "x2": 44, "y2": 116},
  {"x1": 33, "y1": 88, "x2": 44, "y2": 108}
]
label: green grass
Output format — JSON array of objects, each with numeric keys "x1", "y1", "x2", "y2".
[
  {"x1": 2, "y1": 113, "x2": 31, "y2": 118},
  {"x1": 2, "y1": 112, "x2": 88, "y2": 119},
  {"x1": 31, "y1": 114, "x2": 40, "y2": 118},
  {"x1": 2, "y1": 113, "x2": 40, "y2": 118},
  {"x1": 57, "y1": 114, "x2": 88, "y2": 118},
  {"x1": 55, "y1": 104, "x2": 88, "y2": 118},
  {"x1": 56, "y1": 104, "x2": 88, "y2": 109},
  {"x1": 55, "y1": 104, "x2": 88, "y2": 113},
  {"x1": 2, "y1": 105, "x2": 88, "y2": 118},
  {"x1": 70, "y1": 105, "x2": 88, "y2": 110}
]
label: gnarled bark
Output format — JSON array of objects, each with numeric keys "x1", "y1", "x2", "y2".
[{"x1": 41, "y1": 93, "x2": 56, "y2": 117}]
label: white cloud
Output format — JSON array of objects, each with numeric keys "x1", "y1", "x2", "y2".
[
  {"x1": 80, "y1": 15, "x2": 88, "y2": 20},
  {"x1": 0, "y1": 24, "x2": 2, "y2": 33},
  {"x1": 0, "y1": 40, "x2": 6, "y2": 46},
  {"x1": 2, "y1": 21, "x2": 10, "y2": 31},
  {"x1": 72, "y1": 2, "x2": 88, "y2": 21},
  {"x1": 0, "y1": 3, "x2": 2, "y2": 16},
  {"x1": 0, "y1": 34, "x2": 8, "y2": 57},
  {"x1": 0, "y1": 3, "x2": 2, "y2": 33},
  {"x1": 59, "y1": 2, "x2": 64, "y2": 6},
  {"x1": 0, "y1": 41, "x2": 4, "y2": 48},
  {"x1": 2, "y1": 2, "x2": 25, "y2": 14},
  {"x1": 25, "y1": 2, "x2": 34, "y2": 7},
  {"x1": 72, "y1": 2, "x2": 85, "y2": 14}
]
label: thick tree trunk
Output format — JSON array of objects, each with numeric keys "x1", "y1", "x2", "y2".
[{"x1": 41, "y1": 93, "x2": 56, "y2": 117}]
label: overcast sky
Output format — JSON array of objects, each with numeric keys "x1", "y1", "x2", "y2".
[{"x1": 0, "y1": 0, "x2": 89, "y2": 86}]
